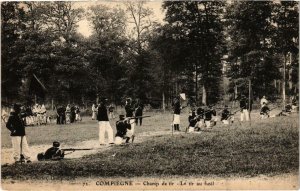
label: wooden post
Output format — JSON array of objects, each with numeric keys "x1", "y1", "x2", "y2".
[
  {"x1": 162, "y1": 92, "x2": 165, "y2": 113},
  {"x1": 283, "y1": 55, "x2": 286, "y2": 110},
  {"x1": 51, "y1": 99, "x2": 54, "y2": 111},
  {"x1": 248, "y1": 78, "x2": 251, "y2": 125}
]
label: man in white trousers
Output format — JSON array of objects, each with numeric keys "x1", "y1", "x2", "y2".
[
  {"x1": 97, "y1": 98, "x2": 114, "y2": 145},
  {"x1": 240, "y1": 95, "x2": 249, "y2": 121},
  {"x1": 6, "y1": 104, "x2": 31, "y2": 163}
]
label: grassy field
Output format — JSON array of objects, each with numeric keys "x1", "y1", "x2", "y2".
[
  {"x1": 1, "y1": 110, "x2": 173, "y2": 148},
  {"x1": 1, "y1": 110, "x2": 298, "y2": 180}
]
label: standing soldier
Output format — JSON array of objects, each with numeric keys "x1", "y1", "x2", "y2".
[
  {"x1": 240, "y1": 95, "x2": 249, "y2": 121},
  {"x1": 173, "y1": 96, "x2": 181, "y2": 131},
  {"x1": 125, "y1": 98, "x2": 136, "y2": 140},
  {"x1": 92, "y1": 104, "x2": 97, "y2": 120},
  {"x1": 97, "y1": 98, "x2": 114, "y2": 145},
  {"x1": 108, "y1": 104, "x2": 115, "y2": 119},
  {"x1": 135, "y1": 100, "x2": 144, "y2": 126},
  {"x1": 6, "y1": 104, "x2": 31, "y2": 163}
]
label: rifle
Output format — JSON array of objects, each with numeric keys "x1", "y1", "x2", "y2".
[{"x1": 62, "y1": 148, "x2": 92, "y2": 155}]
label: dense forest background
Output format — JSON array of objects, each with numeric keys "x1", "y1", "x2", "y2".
[{"x1": 1, "y1": 1, "x2": 298, "y2": 109}]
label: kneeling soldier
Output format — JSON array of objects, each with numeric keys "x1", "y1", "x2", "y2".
[
  {"x1": 260, "y1": 103, "x2": 270, "y2": 119},
  {"x1": 187, "y1": 110, "x2": 197, "y2": 132},
  {"x1": 115, "y1": 115, "x2": 132, "y2": 145},
  {"x1": 37, "y1": 141, "x2": 65, "y2": 161},
  {"x1": 221, "y1": 105, "x2": 233, "y2": 125}
]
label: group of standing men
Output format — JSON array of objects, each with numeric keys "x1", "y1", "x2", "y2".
[{"x1": 96, "y1": 97, "x2": 144, "y2": 145}]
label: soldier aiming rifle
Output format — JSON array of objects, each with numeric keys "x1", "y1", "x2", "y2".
[
  {"x1": 115, "y1": 115, "x2": 151, "y2": 144},
  {"x1": 37, "y1": 141, "x2": 92, "y2": 161}
]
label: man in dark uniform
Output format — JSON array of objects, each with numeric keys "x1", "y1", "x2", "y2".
[
  {"x1": 173, "y1": 96, "x2": 181, "y2": 131},
  {"x1": 6, "y1": 104, "x2": 31, "y2": 163},
  {"x1": 115, "y1": 115, "x2": 131, "y2": 144},
  {"x1": 204, "y1": 105, "x2": 214, "y2": 128},
  {"x1": 240, "y1": 95, "x2": 249, "y2": 121},
  {"x1": 187, "y1": 110, "x2": 197, "y2": 132},
  {"x1": 57, "y1": 105, "x2": 66, "y2": 125},
  {"x1": 97, "y1": 98, "x2": 114, "y2": 145},
  {"x1": 125, "y1": 98, "x2": 136, "y2": 138},
  {"x1": 37, "y1": 141, "x2": 65, "y2": 161},
  {"x1": 221, "y1": 105, "x2": 233, "y2": 124},
  {"x1": 135, "y1": 101, "x2": 144, "y2": 126}
]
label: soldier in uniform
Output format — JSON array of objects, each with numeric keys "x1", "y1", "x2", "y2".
[
  {"x1": 187, "y1": 110, "x2": 197, "y2": 132},
  {"x1": 135, "y1": 100, "x2": 144, "y2": 126},
  {"x1": 240, "y1": 95, "x2": 249, "y2": 121},
  {"x1": 221, "y1": 105, "x2": 233, "y2": 125},
  {"x1": 173, "y1": 96, "x2": 181, "y2": 131},
  {"x1": 204, "y1": 105, "x2": 216, "y2": 128},
  {"x1": 37, "y1": 141, "x2": 65, "y2": 161},
  {"x1": 260, "y1": 103, "x2": 270, "y2": 119},
  {"x1": 6, "y1": 104, "x2": 32, "y2": 163},
  {"x1": 196, "y1": 104, "x2": 205, "y2": 129},
  {"x1": 125, "y1": 98, "x2": 136, "y2": 139},
  {"x1": 115, "y1": 115, "x2": 131, "y2": 145},
  {"x1": 92, "y1": 104, "x2": 97, "y2": 120},
  {"x1": 97, "y1": 98, "x2": 114, "y2": 145}
]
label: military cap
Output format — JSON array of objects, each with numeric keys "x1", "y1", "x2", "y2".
[{"x1": 53, "y1": 141, "x2": 60, "y2": 148}]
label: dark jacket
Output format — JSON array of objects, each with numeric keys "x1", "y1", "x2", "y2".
[
  {"x1": 221, "y1": 109, "x2": 230, "y2": 121},
  {"x1": 116, "y1": 120, "x2": 131, "y2": 137},
  {"x1": 6, "y1": 112, "x2": 26, "y2": 136},
  {"x1": 97, "y1": 104, "x2": 109, "y2": 121},
  {"x1": 260, "y1": 106, "x2": 270, "y2": 114},
  {"x1": 188, "y1": 115, "x2": 197, "y2": 127},
  {"x1": 174, "y1": 101, "x2": 181, "y2": 115},
  {"x1": 125, "y1": 104, "x2": 135, "y2": 117},
  {"x1": 135, "y1": 104, "x2": 143, "y2": 116},
  {"x1": 196, "y1": 107, "x2": 205, "y2": 119}
]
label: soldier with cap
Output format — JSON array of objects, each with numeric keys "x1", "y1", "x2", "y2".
[
  {"x1": 204, "y1": 105, "x2": 216, "y2": 128},
  {"x1": 37, "y1": 141, "x2": 65, "y2": 161},
  {"x1": 240, "y1": 95, "x2": 249, "y2": 121},
  {"x1": 221, "y1": 105, "x2": 233, "y2": 125},
  {"x1": 6, "y1": 104, "x2": 32, "y2": 163},
  {"x1": 97, "y1": 98, "x2": 114, "y2": 145},
  {"x1": 125, "y1": 98, "x2": 136, "y2": 139},
  {"x1": 115, "y1": 115, "x2": 131, "y2": 145},
  {"x1": 173, "y1": 96, "x2": 182, "y2": 131}
]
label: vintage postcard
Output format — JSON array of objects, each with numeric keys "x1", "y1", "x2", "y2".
[{"x1": 1, "y1": 1, "x2": 299, "y2": 190}]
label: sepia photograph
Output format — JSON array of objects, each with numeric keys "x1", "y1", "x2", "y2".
[{"x1": 1, "y1": 1, "x2": 299, "y2": 190}]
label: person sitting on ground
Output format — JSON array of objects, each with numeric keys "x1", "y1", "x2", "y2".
[
  {"x1": 221, "y1": 105, "x2": 233, "y2": 125},
  {"x1": 196, "y1": 104, "x2": 205, "y2": 129},
  {"x1": 37, "y1": 141, "x2": 65, "y2": 161},
  {"x1": 187, "y1": 110, "x2": 198, "y2": 132},
  {"x1": 115, "y1": 115, "x2": 131, "y2": 145},
  {"x1": 260, "y1": 102, "x2": 270, "y2": 119},
  {"x1": 204, "y1": 106, "x2": 216, "y2": 128}
]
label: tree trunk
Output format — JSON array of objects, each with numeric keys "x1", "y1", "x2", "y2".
[
  {"x1": 162, "y1": 92, "x2": 165, "y2": 112},
  {"x1": 283, "y1": 54, "x2": 286, "y2": 109},
  {"x1": 202, "y1": 85, "x2": 207, "y2": 105}
]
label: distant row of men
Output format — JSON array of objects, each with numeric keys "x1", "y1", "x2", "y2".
[
  {"x1": 56, "y1": 104, "x2": 81, "y2": 125},
  {"x1": 2, "y1": 104, "x2": 48, "y2": 126},
  {"x1": 172, "y1": 95, "x2": 298, "y2": 133}
]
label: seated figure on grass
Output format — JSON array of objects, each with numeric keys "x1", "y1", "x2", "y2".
[
  {"x1": 204, "y1": 105, "x2": 217, "y2": 128},
  {"x1": 260, "y1": 102, "x2": 270, "y2": 119},
  {"x1": 187, "y1": 110, "x2": 198, "y2": 132},
  {"x1": 221, "y1": 105, "x2": 234, "y2": 125},
  {"x1": 115, "y1": 115, "x2": 132, "y2": 145}
]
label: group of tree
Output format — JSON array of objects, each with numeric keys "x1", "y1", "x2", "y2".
[{"x1": 1, "y1": 1, "x2": 298, "y2": 109}]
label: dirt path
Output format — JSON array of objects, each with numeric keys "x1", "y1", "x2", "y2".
[{"x1": 1, "y1": 130, "x2": 175, "y2": 165}]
